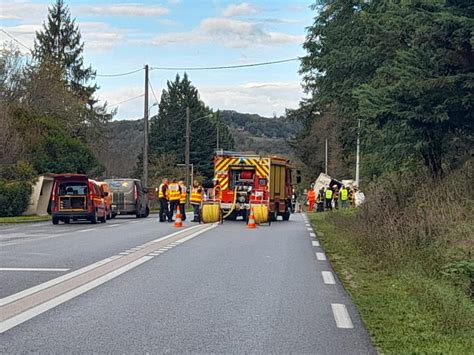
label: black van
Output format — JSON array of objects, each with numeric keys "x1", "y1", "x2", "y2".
[{"x1": 105, "y1": 179, "x2": 149, "y2": 218}]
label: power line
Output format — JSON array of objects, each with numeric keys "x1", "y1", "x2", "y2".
[
  {"x1": 148, "y1": 80, "x2": 159, "y2": 105},
  {"x1": 150, "y1": 58, "x2": 299, "y2": 71},
  {"x1": 108, "y1": 93, "x2": 144, "y2": 107},
  {"x1": 96, "y1": 67, "x2": 143, "y2": 77},
  {"x1": 0, "y1": 28, "x2": 32, "y2": 52}
]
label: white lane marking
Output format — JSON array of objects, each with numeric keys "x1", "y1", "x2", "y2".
[
  {"x1": 0, "y1": 223, "x2": 213, "y2": 307},
  {"x1": 310, "y1": 232, "x2": 316, "y2": 237},
  {"x1": 107, "y1": 224, "x2": 120, "y2": 228},
  {"x1": 331, "y1": 304, "x2": 354, "y2": 328},
  {"x1": 322, "y1": 271, "x2": 336, "y2": 284},
  {"x1": 316, "y1": 252, "x2": 327, "y2": 261},
  {"x1": 312, "y1": 241, "x2": 320, "y2": 247},
  {"x1": 0, "y1": 268, "x2": 70, "y2": 272},
  {"x1": 307, "y1": 227, "x2": 313, "y2": 231},
  {"x1": 0, "y1": 256, "x2": 153, "y2": 334},
  {"x1": 305, "y1": 223, "x2": 310, "y2": 227},
  {"x1": 119, "y1": 252, "x2": 130, "y2": 255},
  {"x1": 0, "y1": 255, "x2": 122, "y2": 306},
  {"x1": 78, "y1": 228, "x2": 95, "y2": 233}
]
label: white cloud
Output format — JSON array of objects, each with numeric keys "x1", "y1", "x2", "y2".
[
  {"x1": 79, "y1": 4, "x2": 169, "y2": 17},
  {"x1": 80, "y1": 22, "x2": 128, "y2": 51},
  {"x1": 0, "y1": 1, "x2": 48, "y2": 21},
  {"x1": 97, "y1": 85, "x2": 148, "y2": 120},
  {"x1": 98, "y1": 80, "x2": 304, "y2": 119},
  {"x1": 222, "y1": 2, "x2": 260, "y2": 17},
  {"x1": 200, "y1": 81, "x2": 304, "y2": 117},
  {"x1": 152, "y1": 17, "x2": 303, "y2": 48},
  {"x1": 0, "y1": 21, "x2": 130, "y2": 53}
]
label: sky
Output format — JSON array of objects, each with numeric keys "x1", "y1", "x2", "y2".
[{"x1": 0, "y1": 0, "x2": 314, "y2": 120}]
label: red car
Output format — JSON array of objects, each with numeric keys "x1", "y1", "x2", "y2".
[{"x1": 49, "y1": 174, "x2": 107, "y2": 224}]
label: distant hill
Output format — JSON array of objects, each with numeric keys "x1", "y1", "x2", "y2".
[
  {"x1": 99, "y1": 111, "x2": 301, "y2": 178},
  {"x1": 219, "y1": 110, "x2": 301, "y2": 156}
]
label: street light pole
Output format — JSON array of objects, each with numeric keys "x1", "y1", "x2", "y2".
[
  {"x1": 325, "y1": 139, "x2": 328, "y2": 175},
  {"x1": 185, "y1": 107, "x2": 190, "y2": 191},
  {"x1": 355, "y1": 119, "x2": 361, "y2": 187},
  {"x1": 143, "y1": 64, "x2": 149, "y2": 187}
]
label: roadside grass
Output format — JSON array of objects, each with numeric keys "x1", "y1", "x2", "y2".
[
  {"x1": 309, "y1": 211, "x2": 474, "y2": 353},
  {"x1": 0, "y1": 215, "x2": 51, "y2": 223}
]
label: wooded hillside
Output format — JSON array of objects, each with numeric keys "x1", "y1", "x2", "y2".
[{"x1": 100, "y1": 110, "x2": 301, "y2": 178}]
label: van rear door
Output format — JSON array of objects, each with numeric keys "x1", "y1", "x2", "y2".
[{"x1": 54, "y1": 175, "x2": 89, "y2": 212}]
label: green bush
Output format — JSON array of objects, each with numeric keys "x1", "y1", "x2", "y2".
[{"x1": 0, "y1": 181, "x2": 32, "y2": 217}]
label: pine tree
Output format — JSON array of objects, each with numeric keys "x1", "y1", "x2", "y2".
[
  {"x1": 149, "y1": 73, "x2": 233, "y2": 178},
  {"x1": 34, "y1": 0, "x2": 96, "y2": 101}
]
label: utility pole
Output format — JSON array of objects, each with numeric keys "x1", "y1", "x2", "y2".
[
  {"x1": 355, "y1": 119, "x2": 361, "y2": 187},
  {"x1": 216, "y1": 110, "x2": 220, "y2": 150},
  {"x1": 185, "y1": 106, "x2": 190, "y2": 192},
  {"x1": 325, "y1": 139, "x2": 328, "y2": 175},
  {"x1": 143, "y1": 64, "x2": 149, "y2": 187}
]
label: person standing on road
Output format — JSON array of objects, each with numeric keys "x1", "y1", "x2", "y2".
[
  {"x1": 317, "y1": 187, "x2": 325, "y2": 212},
  {"x1": 302, "y1": 189, "x2": 308, "y2": 212},
  {"x1": 178, "y1": 180, "x2": 187, "y2": 221},
  {"x1": 190, "y1": 181, "x2": 203, "y2": 222},
  {"x1": 211, "y1": 178, "x2": 221, "y2": 201},
  {"x1": 167, "y1": 178, "x2": 181, "y2": 222},
  {"x1": 307, "y1": 187, "x2": 316, "y2": 212},
  {"x1": 158, "y1": 178, "x2": 169, "y2": 222},
  {"x1": 325, "y1": 185, "x2": 333, "y2": 211},
  {"x1": 340, "y1": 185, "x2": 349, "y2": 208},
  {"x1": 333, "y1": 185, "x2": 340, "y2": 210}
]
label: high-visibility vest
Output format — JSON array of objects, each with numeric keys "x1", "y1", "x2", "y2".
[
  {"x1": 168, "y1": 183, "x2": 180, "y2": 201},
  {"x1": 340, "y1": 188, "x2": 348, "y2": 201},
  {"x1": 325, "y1": 189, "x2": 333, "y2": 199},
  {"x1": 307, "y1": 190, "x2": 316, "y2": 200},
  {"x1": 158, "y1": 183, "x2": 167, "y2": 199},
  {"x1": 190, "y1": 187, "x2": 202, "y2": 205},
  {"x1": 179, "y1": 184, "x2": 187, "y2": 204}
]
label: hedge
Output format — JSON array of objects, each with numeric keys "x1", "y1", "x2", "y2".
[{"x1": 0, "y1": 181, "x2": 32, "y2": 217}]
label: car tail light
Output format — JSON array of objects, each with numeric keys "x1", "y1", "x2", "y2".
[
  {"x1": 51, "y1": 181, "x2": 58, "y2": 212},
  {"x1": 88, "y1": 181, "x2": 94, "y2": 208},
  {"x1": 134, "y1": 185, "x2": 138, "y2": 202}
]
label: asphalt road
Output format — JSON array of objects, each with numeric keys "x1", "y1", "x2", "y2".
[{"x1": 0, "y1": 213, "x2": 375, "y2": 354}]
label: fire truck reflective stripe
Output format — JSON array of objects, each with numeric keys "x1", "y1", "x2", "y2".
[
  {"x1": 215, "y1": 158, "x2": 231, "y2": 172},
  {"x1": 246, "y1": 158, "x2": 269, "y2": 178}
]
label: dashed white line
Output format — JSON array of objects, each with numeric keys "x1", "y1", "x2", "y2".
[
  {"x1": 307, "y1": 227, "x2": 313, "y2": 231},
  {"x1": 78, "y1": 228, "x2": 95, "y2": 233},
  {"x1": 0, "y1": 268, "x2": 70, "y2": 272},
  {"x1": 107, "y1": 224, "x2": 120, "y2": 228},
  {"x1": 310, "y1": 232, "x2": 316, "y2": 237},
  {"x1": 316, "y1": 252, "x2": 327, "y2": 261},
  {"x1": 322, "y1": 271, "x2": 336, "y2": 284},
  {"x1": 331, "y1": 304, "x2": 354, "y2": 328},
  {"x1": 312, "y1": 241, "x2": 320, "y2": 247}
]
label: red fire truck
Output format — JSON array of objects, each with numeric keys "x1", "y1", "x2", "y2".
[{"x1": 213, "y1": 150, "x2": 300, "y2": 221}]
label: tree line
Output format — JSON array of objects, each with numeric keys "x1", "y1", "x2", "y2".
[
  {"x1": 0, "y1": 0, "x2": 235, "y2": 215},
  {"x1": 289, "y1": 0, "x2": 473, "y2": 181}
]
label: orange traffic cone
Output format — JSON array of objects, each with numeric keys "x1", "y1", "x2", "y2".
[
  {"x1": 174, "y1": 205, "x2": 183, "y2": 228},
  {"x1": 247, "y1": 209, "x2": 257, "y2": 229}
]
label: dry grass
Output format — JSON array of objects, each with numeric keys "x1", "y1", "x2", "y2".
[{"x1": 345, "y1": 162, "x2": 473, "y2": 276}]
